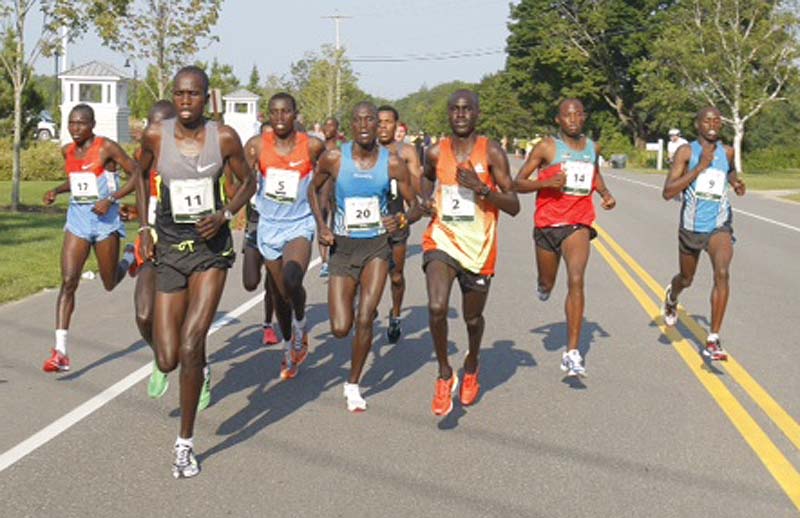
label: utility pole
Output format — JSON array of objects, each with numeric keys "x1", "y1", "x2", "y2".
[{"x1": 321, "y1": 14, "x2": 351, "y2": 114}]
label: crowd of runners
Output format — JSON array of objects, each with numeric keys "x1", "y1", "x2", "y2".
[{"x1": 40, "y1": 65, "x2": 746, "y2": 478}]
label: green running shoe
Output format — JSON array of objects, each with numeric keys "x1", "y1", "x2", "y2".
[
  {"x1": 197, "y1": 365, "x2": 211, "y2": 411},
  {"x1": 147, "y1": 361, "x2": 169, "y2": 399}
]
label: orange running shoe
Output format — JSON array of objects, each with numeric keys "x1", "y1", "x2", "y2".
[
  {"x1": 43, "y1": 349, "x2": 70, "y2": 373},
  {"x1": 262, "y1": 324, "x2": 279, "y2": 346},
  {"x1": 460, "y1": 367, "x2": 480, "y2": 406},
  {"x1": 280, "y1": 348, "x2": 298, "y2": 380},
  {"x1": 431, "y1": 374, "x2": 458, "y2": 416},
  {"x1": 290, "y1": 332, "x2": 309, "y2": 366}
]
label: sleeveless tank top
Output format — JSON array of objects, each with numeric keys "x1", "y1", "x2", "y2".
[
  {"x1": 534, "y1": 136, "x2": 597, "y2": 228},
  {"x1": 65, "y1": 137, "x2": 118, "y2": 205},
  {"x1": 386, "y1": 142, "x2": 406, "y2": 215},
  {"x1": 334, "y1": 143, "x2": 391, "y2": 238},
  {"x1": 155, "y1": 118, "x2": 225, "y2": 244},
  {"x1": 255, "y1": 131, "x2": 314, "y2": 223},
  {"x1": 681, "y1": 141, "x2": 732, "y2": 232},
  {"x1": 422, "y1": 137, "x2": 498, "y2": 275}
]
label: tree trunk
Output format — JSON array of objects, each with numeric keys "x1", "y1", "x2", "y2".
[
  {"x1": 732, "y1": 120, "x2": 744, "y2": 174},
  {"x1": 11, "y1": 6, "x2": 25, "y2": 212}
]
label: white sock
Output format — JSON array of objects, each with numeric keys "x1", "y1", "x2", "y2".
[
  {"x1": 121, "y1": 248, "x2": 135, "y2": 266},
  {"x1": 175, "y1": 436, "x2": 193, "y2": 448},
  {"x1": 262, "y1": 322, "x2": 272, "y2": 328},
  {"x1": 55, "y1": 329, "x2": 68, "y2": 355},
  {"x1": 293, "y1": 316, "x2": 306, "y2": 329},
  {"x1": 707, "y1": 333, "x2": 720, "y2": 343}
]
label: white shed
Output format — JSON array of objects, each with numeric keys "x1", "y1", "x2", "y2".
[
  {"x1": 223, "y1": 89, "x2": 260, "y2": 142},
  {"x1": 59, "y1": 61, "x2": 131, "y2": 145}
]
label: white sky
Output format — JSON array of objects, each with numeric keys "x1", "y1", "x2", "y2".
[{"x1": 31, "y1": 0, "x2": 514, "y2": 100}]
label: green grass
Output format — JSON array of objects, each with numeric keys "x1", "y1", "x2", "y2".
[
  {"x1": 612, "y1": 167, "x2": 800, "y2": 191},
  {"x1": 0, "y1": 181, "x2": 137, "y2": 305},
  {"x1": 782, "y1": 193, "x2": 800, "y2": 203}
]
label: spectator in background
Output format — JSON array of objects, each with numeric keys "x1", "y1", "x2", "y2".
[{"x1": 667, "y1": 128, "x2": 688, "y2": 163}]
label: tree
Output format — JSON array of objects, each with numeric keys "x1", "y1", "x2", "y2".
[
  {"x1": 395, "y1": 80, "x2": 474, "y2": 136},
  {"x1": 476, "y1": 71, "x2": 536, "y2": 140},
  {"x1": 103, "y1": 0, "x2": 222, "y2": 101},
  {"x1": 649, "y1": 0, "x2": 800, "y2": 172},
  {"x1": 506, "y1": 0, "x2": 676, "y2": 147},
  {"x1": 0, "y1": 31, "x2": 44, "y2": 141},
  {"x1": 290, "y1": 45, "x2": 362, "y2": 126},
  {"x1": 246, "y1": 64, "x2": 260, "y2": 93},
  {"x1": 0, "y1": 0, "x2": 127, "y2": 211}
]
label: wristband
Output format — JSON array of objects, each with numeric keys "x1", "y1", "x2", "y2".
[
  {"x1": 106, "y1": 194, "x2": 117, "y2": 203},
  {"x1": 396, "y1": 212, "x2": 408, "y2": 229},
  {"x1": 137, "y1": 226, "x2": 151, "y2": 234}
]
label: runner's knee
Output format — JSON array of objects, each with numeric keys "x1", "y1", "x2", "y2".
[
  {"x1": 428, "y1": 299, "x2": 448, "y2": 321},
  {"x1": 390, "y1": 271, "x2": 404, "y2": 287},
  {"x1": 567, "y1": 271, "x2": 584, "y2": 291},
  {"x1": 678, "y1": 273, "x2": 694, "y2": 288},
  {"x1": 282, "y1": 261, "x2": 305, "y2": 294},
  {"x1": 61, "y1": 272, "x2": 81, "y2": 293},
  {"x1": 713, "y1": 266, "x2": 729, "y2": 285},
  {"x1": 155, "y1": 348, "x2": 178, "y2": 373},
  {"x1": 330, "y1": 316, "x2": 351, "y2": 338},
  {"x1": 464, "y1": 314, "x2": 484, "y2": 333}
]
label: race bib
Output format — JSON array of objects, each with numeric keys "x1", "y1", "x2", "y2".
[
  {"x1": 264, "y1": 168, "x2": 300, "y2": 204},
  {"x1": 695, "y1": 168, "x2": 726, "y2": 200},
  {"x1": 345, "y1": 196, "x2": 381, "y2": 231},
  {"x1": 441, "y1": 185, "x2": 475, "y2": 222},
  {"x1": 563, "y1": 161, "x2": 594, "y2": 196},
  {"x1": 169, "y1": 177, "x2": 214, "y2": 223},
  {"x1": 69, "y1": 172, "x2": 99, "y2": 203},
  {"x1": 390, "y1": 179, "x2": 398, "y2": 200}
]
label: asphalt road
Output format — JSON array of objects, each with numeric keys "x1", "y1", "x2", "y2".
[{"x1": 2, "y1": 164, "x2": 799, "y2": 517}]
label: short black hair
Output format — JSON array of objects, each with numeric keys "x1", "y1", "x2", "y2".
[
  {"x1": 325, "y1": 116, "x2": 339, "y2": 127},
  {"x1": 448, "y1": 89, "x2": 479, "y2": 108},
  {"x1": 173, "y1": 65, "x2": 210, "y2": 94},
  {"x1": 269, "y1": 92, "x2": 297, "y2": 112},
  {"x1": 377, "y1": 105, "x2": 399, "y2": 121},
  {"x1": 69, "y1": 103, "x2": 95, "y2": 121},
  {"x1": 147, "y1": 100, "x2": 176, "y2": 124},
  {"x1": 352, "y1": 101, "x2": 378, "y2": 118}
]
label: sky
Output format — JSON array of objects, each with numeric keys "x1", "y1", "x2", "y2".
[{"x1": 32, "y1": 0, "x2": 515, "y2": 101}]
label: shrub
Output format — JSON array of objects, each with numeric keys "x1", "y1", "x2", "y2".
[
  {"x1": 0, "y1": 140, "x2": 64, "y2": 181},
  {"x1": 743, "y1": 146, "x2": 800, "y2": 174}
]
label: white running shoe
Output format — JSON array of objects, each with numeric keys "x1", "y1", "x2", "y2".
[
  {"x1": 172, "y1": 443, "x2": 200, "y2": 479},
  {"x1": 537, "y1": 285, "x2": 550, "y2": 302},
  {"x1": 662, "y1": 284, "x2": 678, "y2": 327},
  {"x1": 560, "y1": 349, "x2": 586, "y2": 377},
  {"x1": 343, "y1": 382, "x2": 367, "y2": 412}
]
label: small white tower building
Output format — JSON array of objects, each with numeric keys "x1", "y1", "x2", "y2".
[
  {"x1": 223, "y1": 89, "x2": 261, "y2": 142},
  {"x1": 59, "y1": 61, "x2": 131, "y2": 145}
]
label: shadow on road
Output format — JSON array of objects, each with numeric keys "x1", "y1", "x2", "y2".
[
  {"x1": 58, "y1": 340, "x2": 148, "y2": 381},
  {"x1": 529, "y1": 319, "x2": 609, "y2": 359}
]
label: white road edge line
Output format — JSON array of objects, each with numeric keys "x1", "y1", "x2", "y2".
[
  {"x1": 605, "y1": 172, "x2": 800, "y2": 233},
  {"x1": 0, "y1": 256, "x2": 322, "y2": 473}
]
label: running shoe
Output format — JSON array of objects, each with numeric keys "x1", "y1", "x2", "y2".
[
  {"x1": 262, "y1": 324, "x2": 279, "y2": 346},
  {"x1": 125, "y1": 243, "x2": 139, "y2": 277},
  {"x1": 703, "y1": 336, "x2": 728, "y2": 361},
  {"x1": 147, "y1": 361, "x2": 169, "y2": 399},
  {"x1": 319, "y1": 262, "x2": 329, "y2": 278},
  {"x1": 662, "y1": 284, "x2": 678, "y2": 327},
  {"x1": 387, "y1": 317, "x2": 401, "y2": 344},
  {"x1": 290, "y1": 326, "x2": 309, "y2": 367},
  {"x1": 537, "y1": 285, "x2": 550, "y2": 302},
  {"x1": 560, "y1": 349, "x2": 586, "y2": 377},
  {"x1": 172, "y1": 443, "x2": 200, "y2": 479},
  {"x1": 343, "y1": 382, "x2": 367, "y2": 412},
  {"x1": 280, "y1": 346, "x2": 298, "y2": 380},
  {"x1": 197, "y1": 365, "x2": 211, "y2": 411},
  {"x1": 43, "y1": 349, "x2": 70, "y2": 373},
  {"x1": 431, "y1": 374, "x2": 459, "y2": 417},
  {"x1": 460, "y1": 367, "x2": 480, "y2": 406}
]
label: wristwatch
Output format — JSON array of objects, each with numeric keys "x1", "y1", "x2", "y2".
[
  {"x1": 223, "y1": 209, "x2": 233, "y2": 221},
  {"x1": 478, "y1": 184, "x2": 491, "y2": 199},
  {"x1": 106, "y1": 194, "x2": 116, "y2": 203}
]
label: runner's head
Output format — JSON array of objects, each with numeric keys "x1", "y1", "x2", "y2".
[
  {"x1": 323, "y1": 117, "x2": 339, "y2": 140},
  {"x1": 377, "y1": 105, "x2": 399, "y2": 146},
  {"x1": 147, "y1": 100, "x2": 176, "y2": 126},
  {"x1": 172, "y1": 66, "x2": 209, "y2": 125},
  {"x1": 447, "y1": 89, "x2": 479, "y2": 138},
  {"x1": 695, "y1": 106, "x2": 722, "y2": 143},
  {"x1": 268, "y1": 92, "x2": 297, "y2": 138},
  {"x1": 68, "y1": 104, "x2": 95, "y2": 144},
  {"x1": 395, "y1": 122, "x2": 408, "y2": 143},
  {"x1": 351, "y1": 101, "x2": 379, "y2": 148},
  {"x1": 555, "y1": 98, "x2": 586, "y2": 138}
]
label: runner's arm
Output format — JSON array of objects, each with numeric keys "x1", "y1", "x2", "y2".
[
  {"x1": 102, "y1": 140, "x2": 142, "y2": 202},
  {"x1": 663, "y1": 143, "x2": 711, "y2": 199},
  {"x1": 419, "y1": 144, "x2": 439, "y2": 216},
  {"x1": 484, "y1": 140, "x2": 520, "y2": 216},
  {"x1": 593, "y1": 143, "x2": 615, "y2": 210},
  {"x1": 44, "y1": 146, "x2": 73, "y2": 203},
  {"x1": 514, "y1": 138, "x2": 562, "y2": 193},
  {"x1": 401, "y1": 144, "x2": 423, "y2": 194},
  {"x1": 384, "y1": 154, "x2": 420, "y2": 231},
  {"x1": 308, "y1": 149, "x2": 340, "y2": 245},
  {"x1": 725, "y1": 145, "x2": 745, "y2": 196}
]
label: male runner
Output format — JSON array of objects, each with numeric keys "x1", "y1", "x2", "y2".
[
  {"x1": 309, "y1": 101, "x2": 419, "y2": 412},
  {"x1": 243, "y1": 93, "x2": 326, "y2": 380},
  {"x1": 242, "y1": 122, "x2": 278, "y2": 346},
  {"x1": 377, "y1": 105, "x2": 422, "y2": 343},
  {"x1": 422, "y1": 90, "x2": 519, "y2": 416},
  {"x1": 514, "y1": 99, "x2": 616, "y2": 377},
  {"x1": 661, "y1": 106, "x2": 745, "y2": 360},
  {"x1": 318, "y1": 116, "x2": 340, "y2": 277},
  {"x1": 42, "y1": 104, "x2": 144, "y2": 372},
  {"x1": 138, "y1": 66, "x2": 255, "y2": 478}
]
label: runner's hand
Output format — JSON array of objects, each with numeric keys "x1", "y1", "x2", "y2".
[
  {"x1": 732, "y1": 178, "x2": 746, "y2": 196},
  {"x1": 318, "y1": 225, "x2": 335, "y2": 246},
  {"x1": 92, "y1": 198, "x2": 113, "y2": 216},
  {"x1": 456, "y1": 161, "x2": 483, "y2": 192},
  {"x1": 600, "y1": 191, "x2": 616, "y2": 210},
  {"x1": 382, "y1": 213, "x2": 406, "y2": 234},
  {"x1": 548, "y1": 172, "x2": 566, "y2": 190},
  {"x1": 419, "y1": 197, "x2": 436, "y2": 218},
  {"x1": 43, "y1": 190, "x2": 56, "y2": 205},
  {"x1": 139, "y1": 230, "x2": 155, "y2": 261},
  {"x1": 196, "y1": 211, "x2": 225, "y2": 240}
]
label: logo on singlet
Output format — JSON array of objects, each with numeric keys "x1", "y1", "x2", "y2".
[{"x1": 197, "y1": 162, "x2": 217, "y2": 173}]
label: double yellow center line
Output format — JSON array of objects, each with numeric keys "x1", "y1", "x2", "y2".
[{"x1": 592, "y1": 223, "x2": 800, "y2": 510}]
